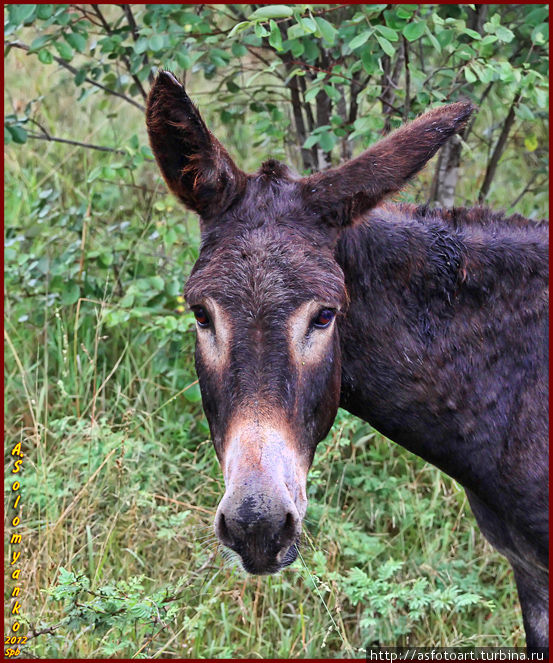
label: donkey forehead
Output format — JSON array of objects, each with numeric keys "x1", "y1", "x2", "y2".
[{"x1": 185, "y1": 224, "x2": 346, "y2": 311}]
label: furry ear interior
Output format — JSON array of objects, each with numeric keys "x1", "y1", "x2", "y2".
[
  {"x1": 146, "y1": 71, "x2": 246, "y2": 219},
  {"x1": 301, "y1": 101, "x2": 475, "y2": 227}
]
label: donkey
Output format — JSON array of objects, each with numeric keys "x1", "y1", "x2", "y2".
[{"x1": 146, "y1": 72, "x2": 548, "y2": 649}]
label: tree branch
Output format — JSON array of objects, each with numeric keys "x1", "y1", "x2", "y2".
[
  {"x1": 347, "y1": 69, "x2": 363, "y2": 125},
  {"x1": 478, "y1": 92, "x2": 521, "y2": 203},
  {"x1": 286, "y1": 67, "x2": 315, "y2": 172},
  {"x1": 297, "y1": 75, "x2": 318, "y2": 165},
  {"x1": 379, "y1": 49, "x2": 404, "y2": 134},
  {"x1": 26, "y1": 131, "x2": 126, "y2": 154},
  {"x1": 510, "y1": 173, "x2": 546, "y2": 209},
  {"x1": 6, "y1": 41, "x2": 145, "y2": 112},
  {"x1": 120, "y1": 4, "x2": 139, "y2": 41},
  {"x1": 402, "y1": 37, "x2": 410, "y2": 122},
  {"x1": 92, "y1": 4, "x2": 148, "y2": 99}
]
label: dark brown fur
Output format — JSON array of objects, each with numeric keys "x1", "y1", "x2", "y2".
[{"x1": 146, "y1": 72, "x2": 548, "y2": 649}]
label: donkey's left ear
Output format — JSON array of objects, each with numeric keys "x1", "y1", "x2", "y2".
[
  {"x1": 301, "y1": 101, "x2": 474, "y2": 227},
  {"x1": 146, "y1": 71, "x2": 246, "y2": 219}
]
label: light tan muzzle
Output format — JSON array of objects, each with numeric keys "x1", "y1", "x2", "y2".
[{"x1": 214, "y1": 421, "x2": 308, "y2": 574}]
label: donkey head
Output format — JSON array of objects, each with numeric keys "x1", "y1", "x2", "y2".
[{"x1": 146, "y1": 71, "x2": 472, "y2": 574}]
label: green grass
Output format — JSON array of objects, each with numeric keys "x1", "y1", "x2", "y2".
[{"x1": 4, "y1": 39, "x2": 529, "y2": 658}]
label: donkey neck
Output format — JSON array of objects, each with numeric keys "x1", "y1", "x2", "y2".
[{"x1": 335, "y1": 202, "x2": 548, "y2": 498}]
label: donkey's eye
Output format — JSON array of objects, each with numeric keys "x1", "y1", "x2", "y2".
[
  {"x1": 312, "y1": 308, "x2": 336, "y2": 329},
  {"x1": 192, "y1": 306, "x2": 210, "y2": 328}
]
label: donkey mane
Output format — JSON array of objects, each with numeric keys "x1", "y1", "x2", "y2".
[
  {"x1": 352, "y1": 201, "x2": 549, "y2": 289},
  {"x1": 409, "y1": 200, "x2": 548, "y2": 231}
]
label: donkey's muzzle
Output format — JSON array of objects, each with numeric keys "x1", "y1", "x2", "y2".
[{"x1": 215, "y1": 489, "x2": 301, "y2": 574}]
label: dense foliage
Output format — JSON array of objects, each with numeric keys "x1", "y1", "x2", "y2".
[{"x1": 4, "y1": 4, "x2": 548, "y2": 658}]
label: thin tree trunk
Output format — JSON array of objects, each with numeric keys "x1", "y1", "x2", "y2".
[
  {"x1": 429, "y1": 4, "x2": 489, "y2": 207},
  {"x1": 283, "y1": 61, "x2": 316, "y2": 172},
  {"x1": 402, "y1": 37, "x2": 410, "y2": 123},
  {"x1": 298, "y1": 75, "x2": 318, "y2": 166},
  {"x1": 478, "y1": 92, "x2": 521, "y2": 203},
  {"x1": 434, "y1": 137, "x2": 462, "y2": 208},
  {"x1": 315, "y1": 50, "x2": 332, "y2": 170},
  {"x1": 336, "y1": 83, "x2": 352, "y2": 163},
  {"x1": 380, "y1": 50, "x2": 403, "y2": 135}
]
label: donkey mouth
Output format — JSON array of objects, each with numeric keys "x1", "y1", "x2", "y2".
[{"x1": 235, "y1": 541, "x2": 299, "y2": 575}]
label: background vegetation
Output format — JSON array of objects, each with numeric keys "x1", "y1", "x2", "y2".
[{"x1": 4, "y1": 4, "x2": 548, "y2": 658}]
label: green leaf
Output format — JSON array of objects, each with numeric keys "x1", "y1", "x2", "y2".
[
  {"x1": 287, "y1": 23, "x2": 308, "y2": 40},
  {"x1": 396, "y1": 6, "x2": 416, "y2": 19},
  {"x1": 176, "y1": 51, "x2": 191, "y2": 70},
  {"x1": 134, "y1": 37, "x2": 149, "y2": 54},
  {"x1": 231, "y1": 42, "x2": 247, "y2": 57},
  {"x1": 65, "y1": 32, "x2": 87, "y2": 53},
  {"x1": 304, "y1": 84, "x2": 322, "y2": 103},
  {"x1": 463, "y1": 28, "x2": 482, "y2": 40},
  {"x1": 524, "y1": 6, "x2": 548, "y2": 26},
  {"x1": 318, "y1": 131, "x2": 337, "y2": 153},
  {"x1": 38, "y1": 49, "x2": 54, "y2": 64},
  {"x1": 375, "y1": 25, "x2": 398, "y2": 42},
  {"x1": 376, "y1": 35, "x2": 395, "y2": 57},
  {"x1": 437, "y1": 29, "x2": 454, "y2": 48},
  {"x1": 456, "y1": 44, "x2": 476, "y2": 61},
  {"x1": 535, "y1": 86, "x2": 547, "y2": 109},
  {"x1": 349, "y1": 30, "x2": 371, "y2": 50},
  {"x1": 524, "y1": 134, "x2": 538, "y2": 152},
  {"x1": 227, "y1": 21, "x2": 252, "y2": 39},
  {"x1": 515, "y1": 103, "x2": 535, "y2": 121},
  {"x1": 148, "y1": 276, "x2": 165, "y2": 291},
  {"x1": 226, "y1": 79, "x2": 240, "y2": 94},
  {"x1": 249, "y1": 5, "x2": 294, "y2": 20},
  {"x1": 29, "y1": 35, "x2": 50, "y2": 52},
  {"x1": 87, "y1": 166, "x2": 102, "y2": 183},
  {"x1": 7, "y1": 125, "x2": 27, "y2": 144},
  {"x1": 98, "y1": 252, "x2": 114, "y2": 267},
  {"x1": 464, "y1": 66, "x2": 477, "y2": 84},
  {"x1": 363, "y1": 4, "x2": 388, "y2": 17},
  {"x1": 287, "y1": 37, "x2": 304, "y2": 58},
  {"x1": 495, "y1": 25, "x2": 515, "y2": 43},
  {"x1": 402, "y1": 21, "x2": 426, "y2": 42},
  {"x1": 480, "y1": 34, "x2": 498, "y2": 46},
  {"x1": 315, "y1": 17, "x2": 337, "y2": 45},
  {"x1": 58, "y1": 567, "x2": 76, "y2": 584},
  {"x1": 74, "y1": 69, "x2": 87, "y2": 86},
  {"x1": 361, "y1": 50, "x2": 378, "y2": 74},
  {"x1": 36, "y1": 4, "x2": 54, "y2": 20},
  {"x1": 120, "y1": 292, "x2": 135, "y2": 308},
  {"x1": 8, "y1": 4, "x2": 36, "y2": 26},
  {"x1": 531, "y1": 23, "x2": 548, "y2": 46},
  {"x1": 424, "y1": 26, "x2": 441, "y2": 52},
  {"x1": 268, "y1": 20, "x2": 283, "y2": 51},
  {"x1": 210, "y1": 48, "x2": 231, "y2": 67},
  {"x1": 323, "y1": 85, "x2": 341, "y2": 103},
  {"x1": 54, "y1": 40, "x2": 74, "y2": 61},
  {"x1": 149, "y1": 35, "x2": 164, "y2": 52},
  {"x1": 353, "y1": 116, "x2": 372, "y2": 132},
  {"x1": 300, "y1": 16, "x2": 317, "y2": 34},
  {"x1": 254, "y1": 22, "x2": 269, "y2": 38},
  {"x1": 476, "y1": 64, "x2": 494, "y2": 84},
  {"x1": 61, "y1": 282, "x2": 81, "y2": 306}
]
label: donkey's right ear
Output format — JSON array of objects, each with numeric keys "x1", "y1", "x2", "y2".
[{"x1": 146, "y1": 71, "x2": 246, "y2": 219}]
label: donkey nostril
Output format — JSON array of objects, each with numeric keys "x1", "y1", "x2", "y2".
[
  {"x1": 218, "y1": 512, "x2": 232, "y2": 544},
  {"x1": 282, "y1": 511, "x2": 297, "y2": 539}
]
